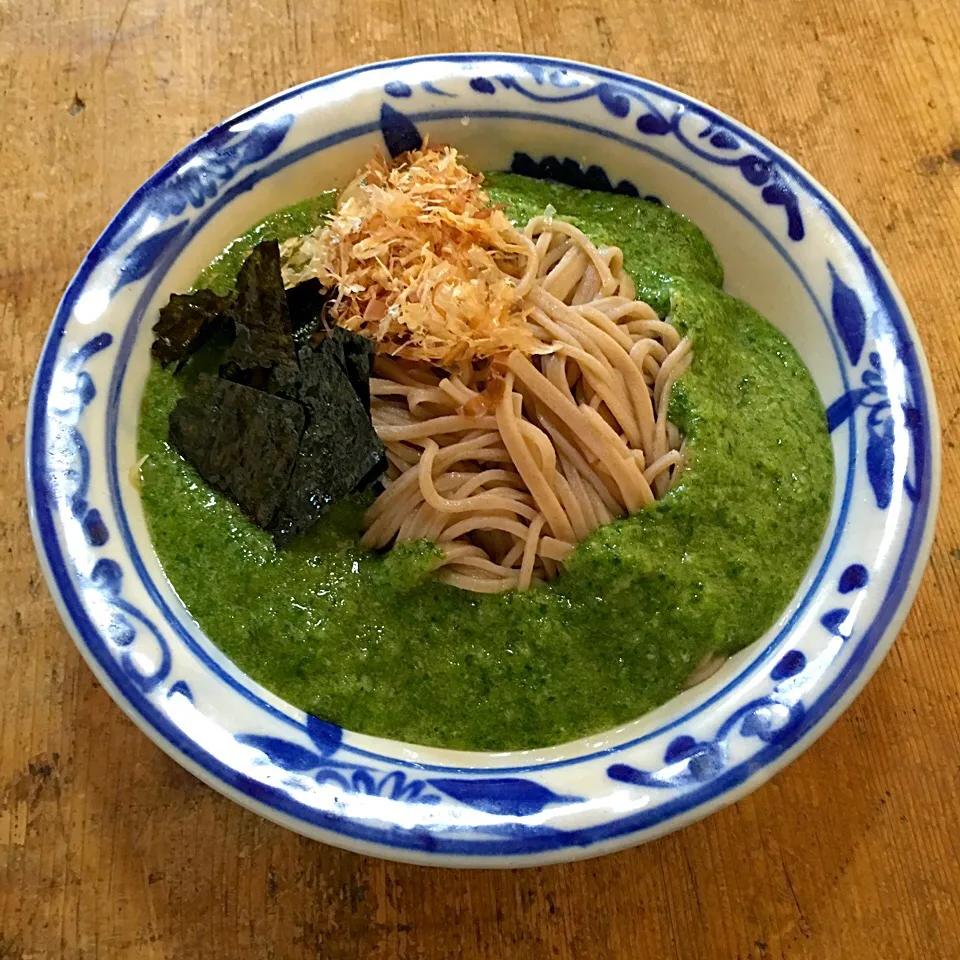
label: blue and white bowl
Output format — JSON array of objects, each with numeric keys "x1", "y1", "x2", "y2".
[{"x1": 27, "y1": 55, "x2": 940, "y2": 867}]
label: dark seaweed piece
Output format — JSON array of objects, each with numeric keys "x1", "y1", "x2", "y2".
[
  {"x1": 316, "y1": 326, "x2": 377, "y2": 414},
  {"x1": 151, "y1": 289, "x2": 232, "y2": 368},
  {"x1": 358, "y1": 451, "x2": 389, "y2": 492},
  {"x1": 286, "y1": 278, "x2": 331, "y2": 343},
  {"x1": 157, "y1": 240, "x2": 384, "y2": 544},
  {"x1": 220, "y1": 240, "x2": 298, "y2": 394},
  {"x1": 175, "y1": 321, "x2": 236, "y2": 388},
  {"x1": 271, "y1": 345, "x2": 385, "y2": 544},
  {"x1": 169, "y1": 374, "x2": 305, "y2": 529}
]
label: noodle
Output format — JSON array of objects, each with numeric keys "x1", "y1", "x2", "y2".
[{"x1": 361, "y1": 211, "x2": 691, "y2": 592}]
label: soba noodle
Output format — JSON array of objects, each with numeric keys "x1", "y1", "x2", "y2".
[{"x1": 361, "y1": 212, "x2": 692, "y2": 593}]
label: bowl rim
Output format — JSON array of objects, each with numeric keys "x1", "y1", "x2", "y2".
[{"x1": 26, "y1": 52, "x2": 941, "y2": 865}]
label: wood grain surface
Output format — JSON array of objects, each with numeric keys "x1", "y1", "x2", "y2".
[{"x1": 2, "y1": 1, "x2": 959, "y2": 957}]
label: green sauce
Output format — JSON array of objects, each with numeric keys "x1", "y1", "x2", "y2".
[{"x1": 138, "y1": 175, "x2": 833, "y2": 750}]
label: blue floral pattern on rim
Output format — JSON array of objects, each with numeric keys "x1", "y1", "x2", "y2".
[
  {"x1": 49, "y1": 333, "x2": 114, "y2": 546},
  {"x1": 47, "y1": 333, "x2": 174, "y2": 693},
  {"x1": 235, "y1": 716, "x2": 583, "y2": 819},
  {"x1": 454, "y1": 67, "x2": 806, "y2": 240},
  {"x1": 609, "y1": 698, "x2": 806, "y2": 789},
  {"x1": 824, "y1": 263, "x2": 923, "y2": 509},
  {"x1": 110, "y1": 114, "x2": 295, "y2": 292},
  {"x1": 827, "y1": 349, "x2": 923, "y2": 510}
]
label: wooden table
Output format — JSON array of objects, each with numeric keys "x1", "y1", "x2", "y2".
[{"x1": 2, "y1": 1, "x2": 959, "y2": 956}]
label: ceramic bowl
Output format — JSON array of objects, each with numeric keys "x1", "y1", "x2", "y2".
[{"x1": 27, "y1": 54, "x2": 940, "y2": 867}]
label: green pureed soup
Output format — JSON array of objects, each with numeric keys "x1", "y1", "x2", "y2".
[{"x1": 138, "y1": 174, "x2": 833, "y2": 750}]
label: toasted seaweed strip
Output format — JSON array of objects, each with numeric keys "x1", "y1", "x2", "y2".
[
  {"x1": 329, "y1": 326, "x2": 376, "y2": 414},
  {"x1": 169, "y1": 374, "x2": 305, "y2": 529},
  {"x1": 175, "y1": 322, "x2": 236, "y2": 388},
  {"x1": 286, "y1": 278, "x2": 330, "y2": 343},
  {"x1": 312, "y1": 326, "x2": 377, "y2": 412},
  {"x1": 358, "y1": 451, "x2": 389, "y2": 492},
  {"x1": 318, "y1": 328, "x2": 384, "y2": 486},
  {"x1": 271, "y1": 346, "x2": 385, "y2": 544},
  {"x1": 151, "y1": 289, "x2": 232, "y2": 368},
  {"x1": 220, "y1": 240, "x2": 298, "y2": 394}
]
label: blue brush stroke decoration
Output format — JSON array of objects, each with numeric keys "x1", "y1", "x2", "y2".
[
  {"x1": 106, "y1": 115, "x2": 294, "y2": 264},
  {"x1": 236, "y1": 731, "x2": 443, "y2": 803},
  {"x1": 761, "y1": 179, "x2": 805, "y2": 242},
  {"x1": 235, "y1": 725, "x2": 582, "y2": 818},
  {"x1": 820, "y1": 608, "x2": 852, "y2": 638},
  {"x1": 384, "y1": 80, "x2": 413, "y2": 98},
  {"x1": 826, "y1": 388, "x2": 871, "y2": 432},
  {"x1": 305, "y1": 713, "x2": 343, "y2": 756},
  {"x1": 866, "y1": 418, "x2": 896, "y2": 509},
  {"x1": 738, "y1": 154, "x2": 771, "y2": 185},
  {"x1": 426, "y1": 778, "x2": 582, "y2": 817},
  {"x1": 509, "y1": 152, "x2": 656, "y2": 201},
  {"x1": 82, "y1": 508, "x2": 109, "y2": 546},
  {"x1": 310, "y1": 769, "x2": 440, "y2": 804},
  {"x1": 546, "y1": 67, "x2": 581, "y2": 88},
  {"x1": 469, "y1": 76, "x2": 496, "y2": 94},
  {"x1": 607, "y1": 698, "x2": 806, "y2": 789},
  {"x1": 236, "y1": 735, "x2": 324, "y2": 772},
  {"x1": 829, "y1": 263, "x2": 868, "y2": 365},
  {"x1": 827, "y1": 350, "x2": 919, "y2": 509},
  {"x1": 52, "y1": 334, "x2": 114, "y2": 545},
  {"x1": 636, "y1": 112, "x2": 672, "y2": 136},
  {"x1": 594, "y1": 82, "x2": 631, "y2": 118},
  {"x1": 113, "y1": 222, "x2": 187, "y2": 293},
  {"x1": 421, "y1": 80, "x2": 455, "y2": 97},
  {"x1": 168, "y1": 680, "x2": 194, "y2": 702},
  {"x1": 839, "y1": 564, "x2": 869, "y2": 593},
  {"x1": 771, "y1": 650, "x2": 807, "y2": 681},
  {"x1": 379, "y1": 103, "x2": 423, "y2": 158},
  {"x1": 88, "y1": 559, "x2": 172, "y2": 692},
  {"x1": 736, "y1": 155, "x2": 804, "y2": 241},
  {"x1": 709, "y1": 129, "x2": 739, "y2": 150},
  {"x1": 64, "y1": 332, "x2": 114, "y2": 374}
]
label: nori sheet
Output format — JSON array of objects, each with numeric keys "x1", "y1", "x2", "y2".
[
  {"x1": 271, "y1": 345, "x2": 384, "y2": 544},
  {"x1": 219, "y1": 240, "x2": 299, "y2": 395},
  {"x1": 314, "y1": 327, "x2": 386, "y2": 488},
  {"x1": 317, "y1": 326, "x2": 376, "y2": 414},
  {"x1": 286, "y1": 277, "x2": 330, "y2": 343},
  {"x1": 156, "y1": 239, "x2": 385, "y2": 546},
  {"x1": 151, "y1": 288, "x2": 232, "y2": 368},
  {"x1": 169, "y1": 374, "x2": 305, "y2": 529}
]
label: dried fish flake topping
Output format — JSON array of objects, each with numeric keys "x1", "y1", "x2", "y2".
[{"x1": 280, "y1": 146, "x2": 546, "y2": 368}]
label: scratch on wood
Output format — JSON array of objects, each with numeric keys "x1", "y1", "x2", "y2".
[
  {"x1": 104, "y1": 0, "x2": 133, "y2": 69},
  {"x1": 594, "y1": 14, "x2": 614, "y2": 54},
  {"x1": 781, "y1": 860, "x2": 812, "y2": 939}
]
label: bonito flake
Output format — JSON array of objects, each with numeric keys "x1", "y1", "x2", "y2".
[{"x1": 280, "y1": 146, "x2": 546, "y2": 368}]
